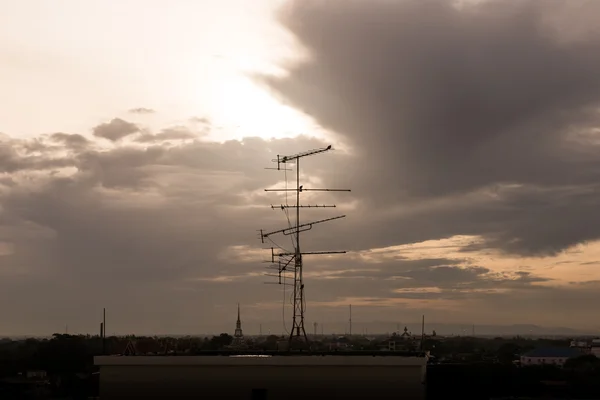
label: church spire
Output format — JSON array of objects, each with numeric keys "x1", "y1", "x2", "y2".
[{"x1": 234, "y1": 303, "x2": 243, "y2": 338}]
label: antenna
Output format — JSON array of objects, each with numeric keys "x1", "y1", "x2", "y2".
[
  {"x1": 258, "y1": 145, "x2": 350, "y2": 349},
  {"x1": 349, "y1": 304, "x2": 352, "y2": 336},
  {"x1": 102, "y1": 308, "x2": 106, "y2": 355},
  {"x1": 420, "y1": 315, "x2": 425, "y2": 351}
]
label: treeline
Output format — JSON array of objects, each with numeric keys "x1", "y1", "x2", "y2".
[
  {"x1": 427, "y1": 356, "x2": 600, "y2": 399},
  {"x1": 0, "y1": 333, "x2": 243, "y2": 377}
]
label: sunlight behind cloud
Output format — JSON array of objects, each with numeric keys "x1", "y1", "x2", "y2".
[{"x1": 206, "y1": 75, "x2": 325, "y2": 143}]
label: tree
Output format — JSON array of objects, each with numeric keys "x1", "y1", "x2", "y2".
[
  {"x1": 209, "y1": 333, "x2": 233, "y2": 350},
  {"x1": 497, "y1": 342, "x2": 520, "y2": 364}
]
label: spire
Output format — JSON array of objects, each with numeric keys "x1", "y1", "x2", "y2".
[{"x1": 234, "y1": 303, "x2": 243, "y2": 338}]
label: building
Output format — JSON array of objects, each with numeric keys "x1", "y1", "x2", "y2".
[
  {"x1": 229, "y1": 303, "x2": 248, "y2": 350},
  {"x1": 328, "y1": 335, "x2": 350, "y2": 350},
  {"x1": 94, "y1": 353, "x2": 428, "y2": 399},
  {"x1": 569, "y1": 340, "x2": 590, "y2": 354},
  {"x1": 381, "y1": 327, "x2": 419, "y2": 351},
  {"x1": 520, "y1": 347, "x2": 582, "y2": 367}
]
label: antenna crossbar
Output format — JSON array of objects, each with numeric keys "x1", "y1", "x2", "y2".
[
  {"x1": 261, "y1": 215, "x2": 346, "y2": 242},
  {"x1": 264, "y1": 188, "x2": 351, "y2": 192},
  {"x1": 276, "y1": 251, "x2": 347, "y2": 257},
  {"x1": 271, "y1": 204, "x2": 337, "y2": 209}
]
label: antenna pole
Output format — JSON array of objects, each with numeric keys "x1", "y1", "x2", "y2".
[
  {"x1": 293, "y1": 156, "x2": 305, "y2": 345},
  {"x1": 420, "y1": 315, "x2": 425, "y2": 351},
  {"x1": 349, "y1": 304, "x2": 352, "y2": 336},
  {"x1": 259, "y1": 145, "x2": 350, "y2": 350},
  {"x1": 102, "y1": 308, "x2": 106, "y2": 355}
]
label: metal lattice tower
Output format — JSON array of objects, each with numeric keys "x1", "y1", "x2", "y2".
[{"x1": 258, "y1": 145, "x2": 350, "y2": 349}]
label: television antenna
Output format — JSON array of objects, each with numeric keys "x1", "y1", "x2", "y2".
[{"x1": 258, "y1": 145, "x2": 350, "y2": 349}]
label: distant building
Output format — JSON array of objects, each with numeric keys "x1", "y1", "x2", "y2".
[
  {"x1": 329, "y1": 336, "x2": 350, "y2": 350},
  {"x1": 520, "y1": 347, "x2": 582, "y2": 367},
  {"x1": 381, "y1": 327, "x2": 418, "y2": 351},
  {"x1": 569, "y1": 340, "x2": 591, "y2": 354},
  {"x1": 229, "y1": 303, "x2": 248, "y2": 349}
]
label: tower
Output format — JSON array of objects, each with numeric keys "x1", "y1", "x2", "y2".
[
  {"x1": 231, "y1": 303, "x2": 246, "y2": 348},
  {"x1": 349, "y1": 304, "x2": 352, "y2": 336},
  {"x1": 259, "y1": 145, "x2": 350, "y2": 349},
  {"x1": 234, "y1": 303, "x2": 243, "y2": 338}
]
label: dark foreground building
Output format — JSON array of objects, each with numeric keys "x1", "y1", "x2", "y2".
[{"x1": 95, "y1": 352, "x2": 428, "y2": 399}]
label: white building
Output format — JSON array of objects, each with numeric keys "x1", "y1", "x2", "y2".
[
  {"x1": 95, "y1": 354, "x2": 428, "y2": 399},
  {"x1": 520, "y1": 347, "x2": 582, "y2": 367}
]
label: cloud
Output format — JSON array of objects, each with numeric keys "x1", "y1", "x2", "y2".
[
  {"x1": 128, "y1": 107, "x2": 155, "y2": 114},
  {"x1": 1, "y1": 118, "x2": 600, "y2": 333},
  {"x1": 3, "y1": 1, "x2": 600, "y2": 333},
  {"x1": 0, "y1": 124, "x2": 356, "y2": 333},
  {"x1": 135, "y1": 127, "x2": 198, "y2": 143},
  {"x1": 50, "y1": 133, "x2": 90, "y2": 149},
  {"x1": 92, "y1": 118, "x2": 140, "y2": 141},
  {"x1": 262, "y1": 0, "x2": 600, "y2": 257}
]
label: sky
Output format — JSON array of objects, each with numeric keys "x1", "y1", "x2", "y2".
[{"x1": 1, "y1": 0, "x2": 600, "y2": 336}]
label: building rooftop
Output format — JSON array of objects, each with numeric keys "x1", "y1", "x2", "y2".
[
  {"x1": 94, "y1": 353, "x2": 427, "y2": 366},
  {"x1": 522, "y1": 347, "x2": 582, "y2": 358}
]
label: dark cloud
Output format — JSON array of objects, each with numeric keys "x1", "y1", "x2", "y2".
[
  {"x1": 92, "y1": 118, "x2": 139, "y2": 141},
  {"x1": 263, "y1": 0, "x2": 600, "y2": 257}
]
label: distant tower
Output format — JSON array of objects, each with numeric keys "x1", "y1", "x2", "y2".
[
  {"x1": 235, "y1": 303, "x2": 243, "y2": 338},
  {"x1": 230, "y1": 303, "x2": 247, "y2": 349},
  {"x1": 349, "y1": 304, "x2": 352, "y2": 336}
]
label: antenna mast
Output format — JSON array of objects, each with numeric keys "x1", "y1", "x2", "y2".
[
  {"x1": 349, "y1": 304, "x2": 352, "y2": 336},
  {"x1": 259, "y1": 145, "x2": 350, "y2": 349}
]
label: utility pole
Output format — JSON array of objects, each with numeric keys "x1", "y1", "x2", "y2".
[
  {"x1": 259, "y1": 145, "x2": 350, "y2": 349},
  {"x1": 102, "y1": 308, "x2": 106, "y2": 355},
  {"x1": 420, "y1": 315, "x2": 425, "y2": 351},
  {"x1": 349, "y1": 304, "x2": 352, "y2": 336}
]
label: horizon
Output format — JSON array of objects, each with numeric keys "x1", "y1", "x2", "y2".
[{"x1": 3, "y1": 320, "x2": 598, "y2": 338}]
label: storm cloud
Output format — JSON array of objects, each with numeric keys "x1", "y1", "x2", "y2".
[{"x1": 265, "y1": 0, "x2": 600, "y2": 256}]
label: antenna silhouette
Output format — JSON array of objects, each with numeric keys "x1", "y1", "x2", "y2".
[
  {"x1": 349, "y1": 304, "x2": 353, "y2": 336},
  {"x1": 258, "y1": 145, "x2": 350, "y2": 349}
]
